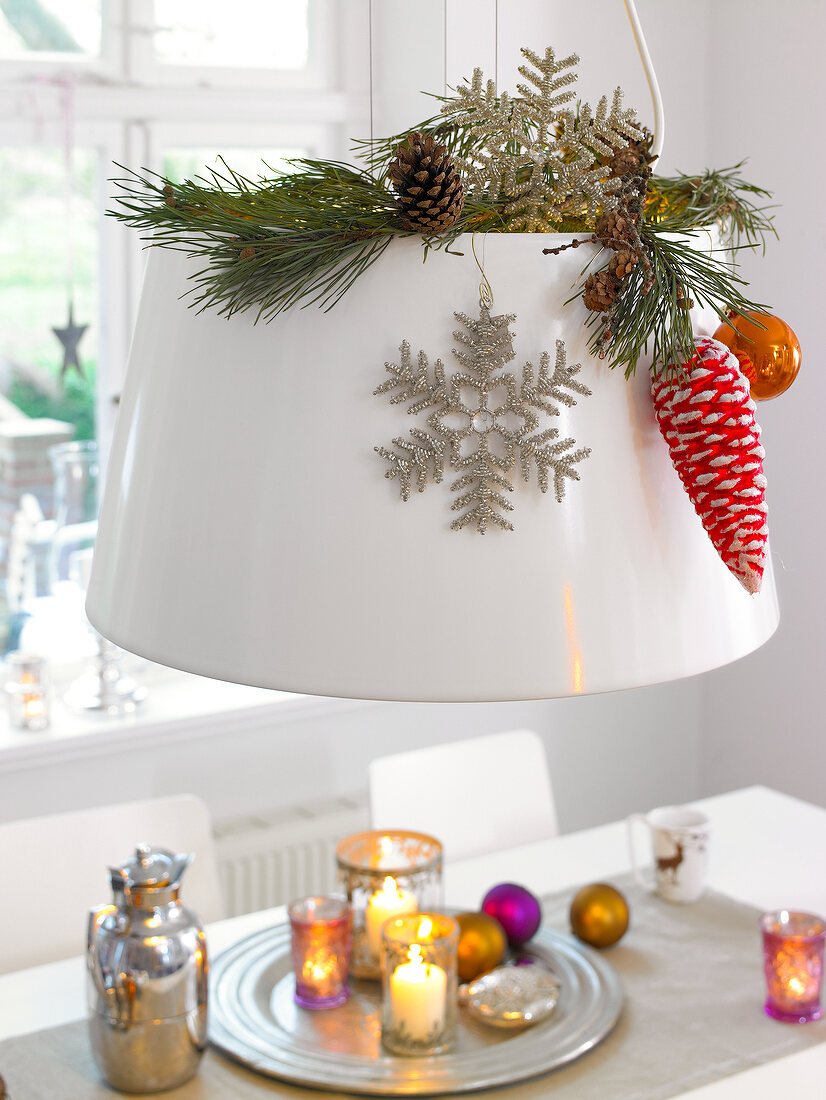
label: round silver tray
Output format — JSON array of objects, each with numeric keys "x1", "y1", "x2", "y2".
[{"x1": 209, "y1": 921, "x2": 623, "y2": 1095}]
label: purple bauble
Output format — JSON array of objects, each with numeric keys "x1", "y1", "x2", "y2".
[{"x1": 482, "y1": 883, "x2": 542, "y2": 947}]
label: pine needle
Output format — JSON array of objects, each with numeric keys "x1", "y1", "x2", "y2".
[{"x1": 583, "y1": 224, "x2": 771, "y2": 378}]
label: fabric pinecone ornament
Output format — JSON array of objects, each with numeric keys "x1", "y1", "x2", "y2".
[
  {"x1": 389, "y1": 132, "x2": 465, "y2": 234},
  {"x1": 651, "y1": 337, "x2": 768, "y2": 594}
]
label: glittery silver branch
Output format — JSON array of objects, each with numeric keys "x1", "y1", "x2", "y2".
[
  {"x1": 374, "y1": 305, "x2": 592, "y2": 533},
  {"x1": 442, "y1": 46, "x2": 644, "y2": 230}
]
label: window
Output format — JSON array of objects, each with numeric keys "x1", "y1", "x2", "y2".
[
  {"x1": 0, "y1": 146, "x2": 98, "y2": 441},
  {"x1": 0, "y1": 1, "x2": 102, "y2": 62},
  {"x1": 0, "y1": 0, "x2": 354, "y2": 631}
]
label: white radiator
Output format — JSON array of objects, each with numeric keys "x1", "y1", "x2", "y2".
[{"x1": 214, "y1": 795, "x2": 370, "y2": 917}]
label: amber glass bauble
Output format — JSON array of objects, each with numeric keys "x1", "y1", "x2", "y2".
[
  {"x1": 569, "y1": 883, "x2": 629, "y2": 948},
  {"x1": 455, "y1": 911, "x2": 507, "y2": 982},
  {"x1": 712, "y1": 310, "x2": 801, "y2": 400}
]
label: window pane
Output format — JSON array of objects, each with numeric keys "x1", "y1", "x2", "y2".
[
  {"x1": 163, "y1": 147, "x2": 308, "y2": 183},
  {"x1": 153, "y1": 0, "x2": 309, "y2": 70},
  {"x1": 0, "y1": 0, "x2": 100, "y2": 59},
  {"x1": 0, "y1": 147, "x2": 98, "y2": 444}
]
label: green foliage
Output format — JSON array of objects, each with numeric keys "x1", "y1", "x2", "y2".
[
  {"x1": 646, "y1": 164, "x2": 776, "y2": 250},
  {"x1": 7, "y1": 371, "x2": 94, "y2": 440},
  {"x1": 108, "y1": 113, "x2": 776, "y2": 377},
  {"x1": 111, "y1": 158, "x2": 401, "y2": 320},
  {"x1": 582, "y1": 227, "x2": 770, "y2": 378}
]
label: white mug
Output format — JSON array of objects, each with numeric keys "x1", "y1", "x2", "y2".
[{"x1": 627, "y1": 805, "x2": 710, "y2": 903}]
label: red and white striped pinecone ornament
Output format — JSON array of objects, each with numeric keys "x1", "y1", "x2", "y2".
[{"x1": 651, "y1": 337, "x2": 768, "y2": 594}]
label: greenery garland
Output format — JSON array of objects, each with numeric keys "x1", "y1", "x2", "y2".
[{"x1": 108, "y1": 47, "x2": 776, "y2": 378}]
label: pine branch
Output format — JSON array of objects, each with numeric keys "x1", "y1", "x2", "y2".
[
  {"x1": 646, "y1": 163, "x2": 776, "y2": 251},
  {"x1": 584, "y1": 224, "x2": 771, "y2": 378},
  {"x1": 108, "y1": 159, "x2": 400, "y2": 320}
]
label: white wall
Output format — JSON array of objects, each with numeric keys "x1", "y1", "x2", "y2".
[
  {"x1": 0, "y1": 678, "x2": 701, "y2": 834},
  {"x1": 697, "y1": 0, "x2": 826, "y2": 805}
]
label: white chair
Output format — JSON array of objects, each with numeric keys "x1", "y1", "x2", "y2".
[
  {"x1": 369, "y1": 729, "x2": 558, "y2": 863},
  {"x1": 0, "y1": 793, "x2": 223, "y2": 974}
]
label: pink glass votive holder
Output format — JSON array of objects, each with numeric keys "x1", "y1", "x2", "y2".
[
  {"x1": 289, "y1": 895, "x2": 352, "y2": 1010},
  {"x1": 760, "y1": 910, "x2": 826, "y2": 1023}
]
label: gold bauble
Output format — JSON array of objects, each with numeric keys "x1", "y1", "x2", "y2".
[
  {"x1": 569, "y1": 883, "x2": 629, "y2": 948},
  {"x1": 713, "y1": 310, "x2": 802, "y2": 401},
  {"x1": 456, "y1": 911, "x2": 507, "y2": 982}
]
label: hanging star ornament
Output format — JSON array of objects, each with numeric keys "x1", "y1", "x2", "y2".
[{"x1": 52, "y1": 301, "x2": 88, "y2": 380}]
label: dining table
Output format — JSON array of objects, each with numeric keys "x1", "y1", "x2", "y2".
[{"x1": 2, "y1": 784, "x2": 825, "y2": 1098}]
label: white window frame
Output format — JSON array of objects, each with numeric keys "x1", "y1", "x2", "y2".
[
  {"x1": 127, "y1": 0, "x2": 339, "y2": 92},
  {"x1": 0, "y1": 0, "x2": 126, "y2": 82},
  {"x1": 0, "y1": 0, "x2": 355, "y2": 452}
]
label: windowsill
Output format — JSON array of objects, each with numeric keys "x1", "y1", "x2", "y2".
[{"x1": 0, "y1": 660, "x2": 373, "y2": 771}]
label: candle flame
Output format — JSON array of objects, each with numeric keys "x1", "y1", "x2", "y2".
[
  {"x1": 382, "y1": 875, "x2": 398, "y2": 897},
  {"x1": 24, "y1": 698, "x2": 45, "y2": 718},
  {"x1": 417, "y1": 917, "x2": 433, "y2": 939},
  {"x1": 408, "y1": 943, "x2": 424, "y2": 965}
]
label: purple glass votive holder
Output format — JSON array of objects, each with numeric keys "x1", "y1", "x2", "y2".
[
  {"x1": 760, "y1": 910, "x2": 826, "y2": 1024},
  {"x1": 289, "y1": 895, "x2": 352, "y2": 1010}
]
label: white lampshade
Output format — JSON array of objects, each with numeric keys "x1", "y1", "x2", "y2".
[{"x1": 86, "y1": 234, "x2": 778, "y2": 701}]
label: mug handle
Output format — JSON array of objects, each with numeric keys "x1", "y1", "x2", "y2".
[{"x1": 626, "y1": 813, "x2": 656, "y2": 892}]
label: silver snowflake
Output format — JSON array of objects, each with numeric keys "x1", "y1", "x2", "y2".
[
  {"x1": 442, "y1": 46, "x2": 643, "y2": 230},
  {"x1": 374, "y1": 305, "x2": 592, "y2": 533}
]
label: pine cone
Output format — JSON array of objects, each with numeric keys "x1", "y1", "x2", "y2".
[
  {"x1": 594, "y1": 208, "x2": 637, "y2": 247},
  {"x1": 583, "y1": 269, "x2": 622, "y2": 312},
  {"x1": 611, "y1": 248, "x2": 639, "y2": 279},
  {"x1": 389, "y1": 132, "x2": 465, "y2": 234},
  {"x1": 608, "y1": 133, "x2": 656, "y2": 178}
]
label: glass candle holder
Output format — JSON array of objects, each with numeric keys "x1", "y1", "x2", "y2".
[
  {"x1": 760, "y1": 910, "x2": 826, "y2": 1023},
  {"x1": 336, "y1": 830, "x2": 443, "y2": 980},
  {"x1": 381, "y1": 912, "x2": 459, "y2": 1056},
  {"x1": 288, "y1": 895, "x2": 352, "y2": 1010},
  {"x1": 4, "y1": 653, "x2": 50, "y2": 731}
]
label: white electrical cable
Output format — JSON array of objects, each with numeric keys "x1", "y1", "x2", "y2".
[
  {"x1": 368, "y1": 0, "x2": 374, "y2": 142},
  {"x1": 622, "y1": 0, "x2": 665, "y2": 158}
]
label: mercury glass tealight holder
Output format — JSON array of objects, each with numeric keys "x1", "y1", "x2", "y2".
[
  {"x1": 288, "y1": 895, "x2": 352, "y2": 1010},
  {"x1": 336, "y1": 830, "x2": 443, "y2": 980},
  {"x1": 4, "y1": 653, "x2": 50, "y2": 731},
  {"x1": 761, "y1": 910, "x2": 826, "y2": 1023},
  {"x1": 381, "y1": 912, "x2": 459, "y2": 1056}
]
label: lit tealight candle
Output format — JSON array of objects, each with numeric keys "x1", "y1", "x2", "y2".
[
  {"x1": 5, "y1": 654, "x2": 50, "y2": 732},
  {"x1": 288, "y1": 895, "x2": 352, "y2": 1010},
  {"x1": 761, "y1": 910, "x2": 826, "y2": 1024},
  {"x1": 366, "y1": 876, "x2": 417, "y2": 960},
  {"x1": 376, "y1": 835, "x2": 395, "y2": 870},
  {"x1": 389, "y1": 920, "x2": 447, "y2": 1042},
  {"x1": 301, "y1": 955, "x2": 337, "y2": 999}
]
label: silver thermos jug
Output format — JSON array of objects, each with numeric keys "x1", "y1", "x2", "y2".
[{"x1": 87, "y1": 845, "x2": 208, "y2": 1093}]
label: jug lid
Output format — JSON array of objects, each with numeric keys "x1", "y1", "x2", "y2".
[{"x1": 111, "y1": 844, "x2": 192, "y2": 889}]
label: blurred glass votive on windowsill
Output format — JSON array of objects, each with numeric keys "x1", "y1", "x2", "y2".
[
  {"x1": 4, "y1": 651, "x2": 50, "y2": 731},
  {"x1": 761, "y1": 910, "x2": 825, "y2": 1024},
  {"x1": 288, "y1": 895, "x2": 352, "y2": 1010}
]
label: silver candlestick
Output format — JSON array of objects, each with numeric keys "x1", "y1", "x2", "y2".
[{"x1": 64, "y1": 633, "x2": 147, "y2": 715}]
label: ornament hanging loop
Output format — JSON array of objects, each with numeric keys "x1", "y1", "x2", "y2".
[{"x1": 472, "y1": 235, "x2": 494, "y2": 310}]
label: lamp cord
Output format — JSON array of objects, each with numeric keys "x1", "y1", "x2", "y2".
[
  {"x1": 368, "y1": 0, "x2": 374, "y2": 143},
  {"x1": 622, "y1": 0, "x2": 664, "y2": 157}
]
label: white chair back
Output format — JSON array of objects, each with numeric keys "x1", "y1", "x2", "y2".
[
  {"x1": 0, "y1": 793, "x2": 222, "y2": 974},
  {"x1": 369, "y1": 729, "x2": 558, "y2": 863}
]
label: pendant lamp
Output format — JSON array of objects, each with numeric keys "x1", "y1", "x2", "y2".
[{"x1": 86, "y1": 5, "x2": 779, "y2": 702}]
